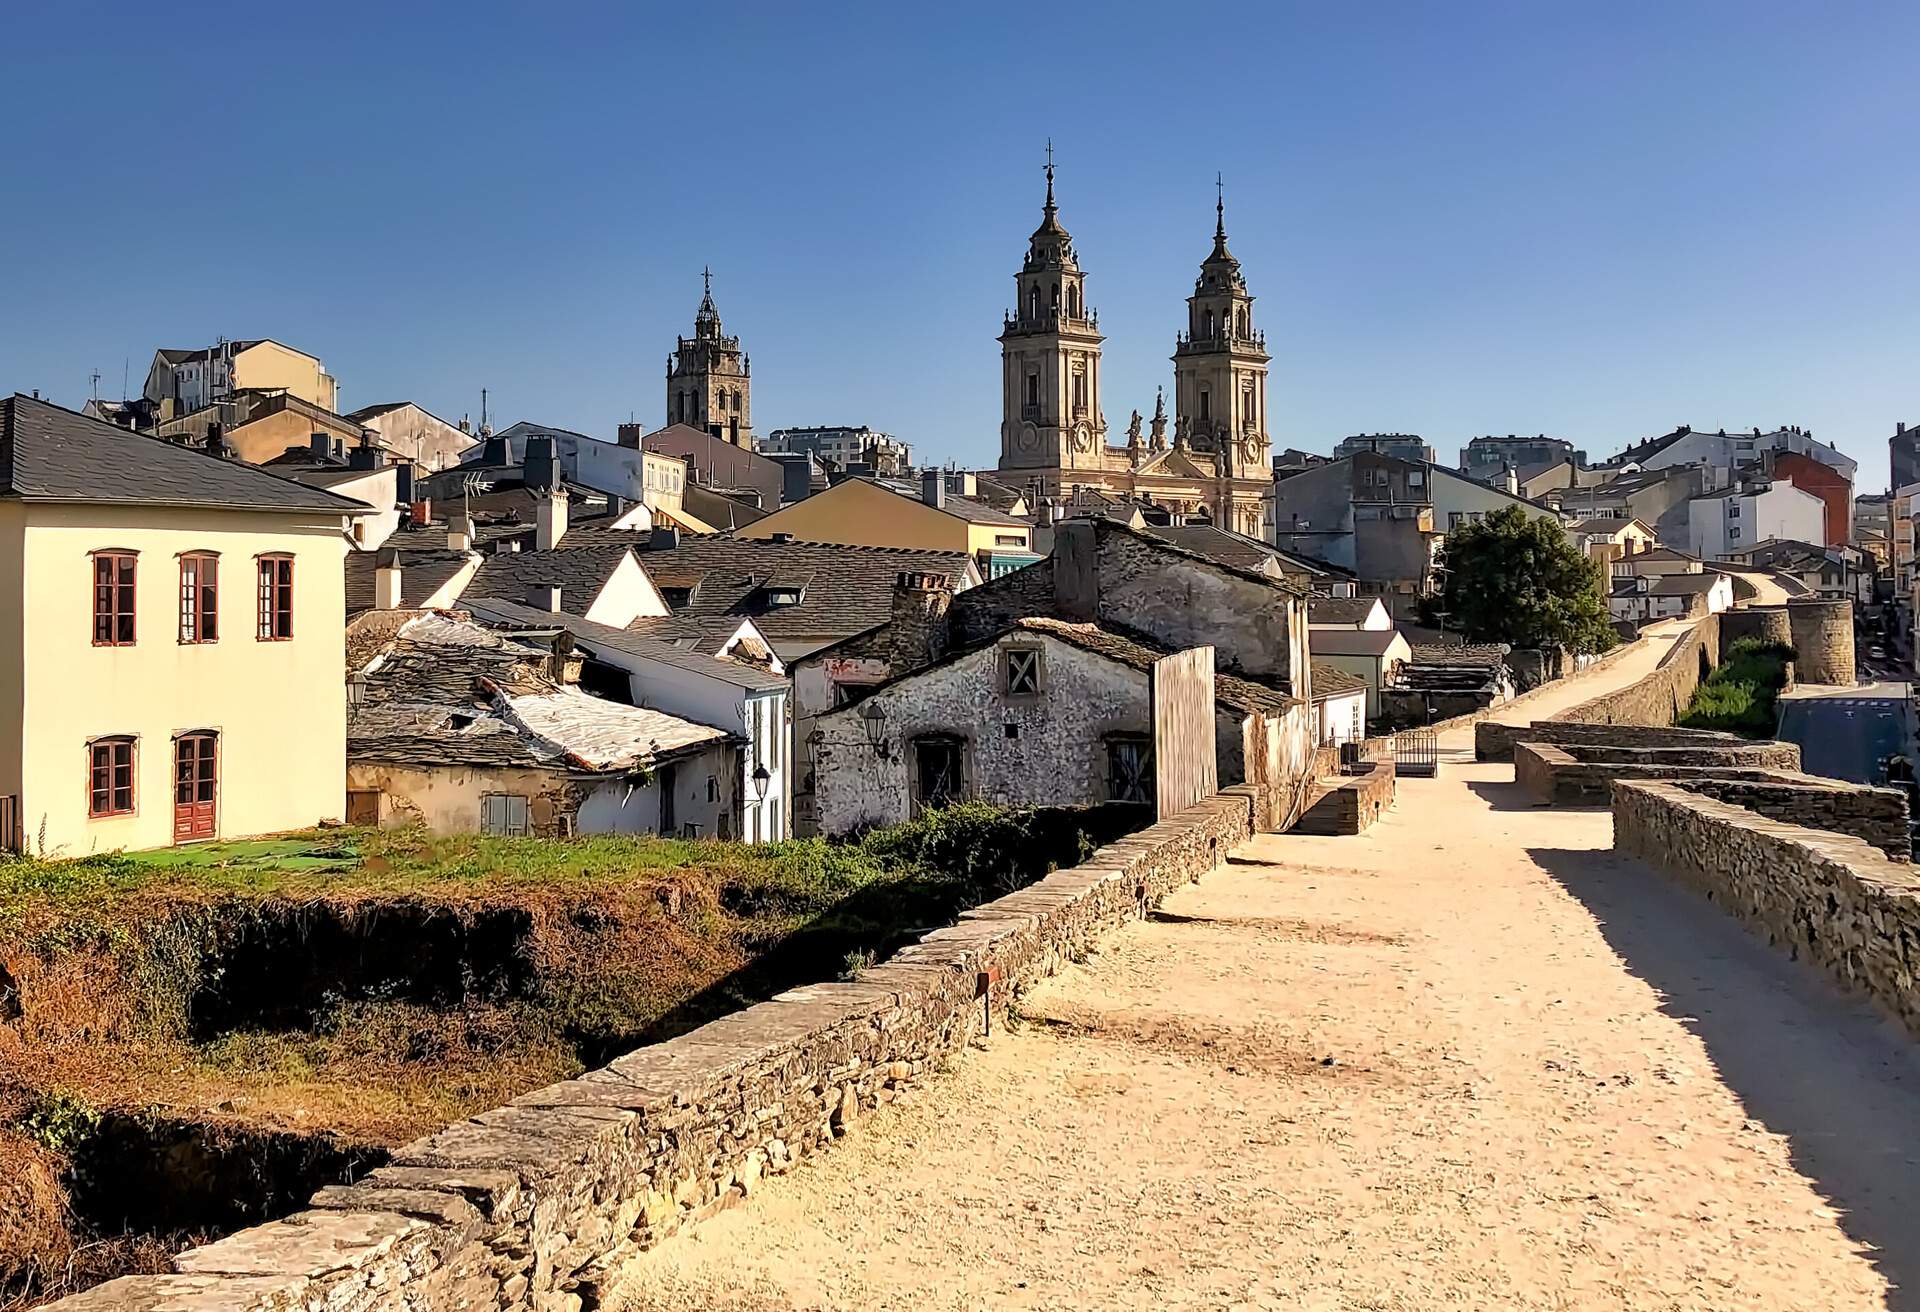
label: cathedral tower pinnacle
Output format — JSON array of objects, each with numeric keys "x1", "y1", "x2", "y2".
[
  {"x1": 667, "y1": 268, "x2": 753, "y2": 447},
  {"x1": 1172, "y1": 179, "x2": 1269, "y2": 487}
]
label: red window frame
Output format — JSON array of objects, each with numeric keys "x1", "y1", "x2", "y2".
[
  {"x1": 91, "y1": 550, "x2": 137, "y2": 646},
  {"x1": 179, "y1": 552, "x2": 219, "y2": 644},
  {"x1": 256, "y1": 554, "x2": 294, "y2": 640},
  {"x1": 87, "y1": 736, "x2": 136, "y2": 817}
]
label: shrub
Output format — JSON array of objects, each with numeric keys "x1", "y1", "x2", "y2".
[{"x1": 1679, "y1": 638, "x2": 1796, "y2": 735}]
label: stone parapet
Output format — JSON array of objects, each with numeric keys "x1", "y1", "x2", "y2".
[
  {"x1": 1613, "y1": 781, "x2": 1920, "y2": 1035},
  {"x1": 1294, "y1": 760, "x2": 1396, "y2": 835},
  {"x1": 48, "y1": 790, "x2": 1258, "y2": 1312}
]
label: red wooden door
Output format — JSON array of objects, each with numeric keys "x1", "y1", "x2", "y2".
[{"x1": 173, "y1": 733, "x2": 217, "y2": 841}]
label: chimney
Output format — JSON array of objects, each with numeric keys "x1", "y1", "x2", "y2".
[
  {"x1": 482, "y1": 434, "x2": 508, "y2": 466},
  {"x1": 1504, "y1": 464, "x2": 1519, "y2": 495},
  {"x1": 771, "y1": 531, "x2": 795, "y2": 544},
  {"x1": 920, "y1": 467, "x2": 946, "y2": 509},
  {"x1": 447, "y1": 514, "x2": 475, "y2": 553},
  {"x1": 1052, "y1": 520, "x2": 1099, "y2": 621},
  {"x1": 374, "y1": 549, "x2": 403, "y2": 610},
  {"x1": 888, "y1": 570, "x2": 953, "y2": 672},
  {"x1": 616, "y1": 422, "x2": 644, "y2": 450},
  {"x1": 348, "y1": 437, "x2": 382, "y2": 471},
  {"x1": 606, "y1": 493, "x2": 628, "y2": 521},
  {"x1": 525, "y1": 436, "x2": 561, "y2": 490},
  {"x1": 411, "y1": 498, "x2": 432, "y2": 527},
  {"x1": 650, "y1": 523, "x2": 680, "y2": 552},
  {"x1": 527, "y1": 584, "x2": 562, "y2": 612},
  {"x1": 536, "y1": 489, "x2": 568, "y2": 551},
  {"x1": 1901, "y1": 422, "x2": 1909, "y2": 436},
  {"x1": 392, "y1": 460, "x2": 416, "y2": 506}
]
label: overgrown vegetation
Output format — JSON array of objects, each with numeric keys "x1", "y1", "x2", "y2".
[
  {"x1": 1678, "y1": 638, "x2": 1796, "y2": 735},
  {"x1": 0, "y1": 802, "x2": 1144, "y2": 1308},
  {"x1": 1425, "y1": 505, "x2": 1619, "y2": 655}
]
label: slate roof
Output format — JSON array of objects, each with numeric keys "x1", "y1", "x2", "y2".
[
  {"x1": 620, "y1": 535, "x2": 975, "y2": 654},
  {"x1": 1308, "y1": 597, "x2": 1383, "y2": 626},
  {"x1": 868, "y1": 478, "x2": 1032, "y2": 528},
  {"x1": 1648, "y1": 573, "x2": 1723, "y2": 596},
  {"x1": 462, "y1": 544, "x2": 637, "y2": 616},
  {"x1": 345, "y1": 548, "x2": 475, "y2": 614},
  {"x1": 1140, "y1": 525, "x2": 1302, "y2": 577},
  {"x1": 1000, "y1": 617, "x2": 1296, "y2": 715},
  {"x1": 1311, "y1": 628, "x2": 1406, "y2": 658},
  {"x1": 465, "y1": 599, "x2": 790, "y2": 692},
  {"x1": 350, "y1": 614, "x2": 730, "y2": 770},
  {"x1": 1310, "y1": 661, "x2": 1368, "y2": 700},
  {"x1": 0, "y1": 394, "x2": 369, "y2": 515},
  {"x1": 1570, "y1": 516, "x2": 1639, "y2": 534}
]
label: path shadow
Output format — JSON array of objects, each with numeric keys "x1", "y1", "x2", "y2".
[
  {"x1": 1532, "y1": 844, "x2": 1920, "y2": 1309},
  {"x1": 1463, "y1": 779, "x2": 1569, "y2": 813}
]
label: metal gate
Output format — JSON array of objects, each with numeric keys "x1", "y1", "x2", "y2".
[{"x1": 1392, "y1": 728, "x2": 1439, "y2": 778}]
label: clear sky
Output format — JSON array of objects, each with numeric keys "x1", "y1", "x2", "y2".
[{"x1": 4, "y1": 2, "x2": 1916, "y2": 489}]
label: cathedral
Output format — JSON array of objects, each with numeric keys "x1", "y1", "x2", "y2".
[
  {"x1": 996, "y1": 161, "x2": 1272, "y2": 537},
  {"x1": 666, "y1": 268, "x2": 754, "y2": 448}
]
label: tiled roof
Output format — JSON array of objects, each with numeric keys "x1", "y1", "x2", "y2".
[
  {"x1": 1308, "y1": 597, "x2": 1382, "y2": 626},
  {"x1": 623, "y1": 535, "x2": 975, "y2": 650},
  {"x1": 345, "y1": 548, "x2": 476, "y2": 614},
  {"x1": 465, "y1": 599, "x2": 790, "y2": 692},
  {"x1": 463, "y1": 544, "x2": 636, "y2": 616},
  {"x1": 350, "y1": 614, "x2": 729, "y2": 771},
  {"x1": 1310, "y1": 661, "x2": 1368, "y2": 700},
  {"x1": 0, "y1": 394, "x2": 369, "y2": 515}
]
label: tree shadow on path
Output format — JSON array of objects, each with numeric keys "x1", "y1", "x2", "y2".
[{"x1": 1532, "y1": 844, "x2": 1920, "y2": 1310}]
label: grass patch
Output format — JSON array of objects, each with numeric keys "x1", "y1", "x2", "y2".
[{"x1": 1678, "y1": 638, "x2": 1796, "y2": 736}]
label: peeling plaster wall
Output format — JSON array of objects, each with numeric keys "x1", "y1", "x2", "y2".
[
  {"x1": 346, "y1": 763, "x2": 585, "y2": 837},
  {"x1": 812, "y1": 634, "x2": 1155, "y2": 835}
]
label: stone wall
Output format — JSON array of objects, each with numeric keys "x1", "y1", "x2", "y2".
[
  {"x1": 1786, "y1": 599, "x2": 1855, "y2": 685},
  {"x1": 51, "y1": 790, "x2": 1259, "y2": 1312},
  {"x1": 1474, "y1": 616, "x2": 1721, "y2": 761},
  {"x1": 1667, "y1": 775, "x2": 1909, "y2": 860},
  {"x1": 1426, "y1": 630, "x2": 1651, "y2": 740},
  {"x1": 1719, "y1": 605, "x2": 1794, "y2": 649},
  {"x1": 1613, "y1": 781, "x2": 1920, "y2": 1036},
  {"x1": 1293, "y1": 760, "x2": 1396, "y2": 835}
]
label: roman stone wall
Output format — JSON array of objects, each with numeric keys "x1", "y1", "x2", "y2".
[
  {"x1": 1667, "y1": 776, "x2": 1909, "y2": 860},
  {"x1": 51, "y1": 790, "x2": 1258, "y2": 1312},
  {"x1": 1719, "y1": 605, "x2": 1794, "y2": 649},
  {"x1": 1475, "y1": 615, "x2": 1722, "y2": 761},
  {"x1": 1425, "y1": 630, "x2": 1650, "y2": 740},
  {"x1": 1293, "y1": 760, "x2": 1396, "y2": 835},
  {"x1": 1786, "y1": 599, "x2": 1855, "y2": 685},
  {"x1": 1613, "y1": 781, "x2": 1920, "y2": 1035}
]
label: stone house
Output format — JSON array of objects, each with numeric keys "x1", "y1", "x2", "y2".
[
  {"x1": 809, "y1": 617, "x2": 1296, "y2": 835},
  {"x1": 343, "y1": 401, "x2": 477, "y2": 472},
  {"x1": 793, "y1": 517, "x2": 1315, "y2": 833},
  {"x1": 346, "y1": 614, "x2": 739, "y2": 838}
]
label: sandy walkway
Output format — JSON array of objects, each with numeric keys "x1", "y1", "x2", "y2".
[{"x1": 613, "y1": 640, "x2": 1920, "y2": 1311}]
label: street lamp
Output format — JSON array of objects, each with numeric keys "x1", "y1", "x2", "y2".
[
  {"x1": 750, "y1": 763, "x2": 772, "y2": 803},
  {"x1": 860, "y1": 700, "x2": 891, "y2": 759}
]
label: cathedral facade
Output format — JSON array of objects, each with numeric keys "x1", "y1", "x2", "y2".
[{"x1": 996, "y1": 165, "x2": 1272, "y2": 537}]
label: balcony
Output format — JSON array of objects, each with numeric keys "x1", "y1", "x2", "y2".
[{"x1": 1002, "y1": 308, "x2": 1100, "y2": 335}]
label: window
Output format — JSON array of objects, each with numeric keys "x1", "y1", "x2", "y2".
[
  {"x1": 1106, "y1": 736, "x2": 1154, "y2": 805},
  {"x1": 1729, "y1": 528, "x2": 1742, "y2": 541},
  {"x1": 1198, "y1": 389, "x2": 1210, "y2": 422},
  {"x1": 92, "y1": 550, "x2": 137, "y2": 645},
  {"x1": 480, "y1": 793, "x2": 530, "y2": 836},
  {"x1": 1350, "y1": 701, "x2": 1363, "y2": 740},
  {"x1": 1408, "y1": 471, "x2": 1425, "y2": 487},
  {"x1": 178, "y1": 553, "x2": 218, "y2": 643},
  {"x1": 994, "y1": 533, "x2": 1026, "y2": 546},
  {"x1": 1003, "y1": 646, "x2": 1043, "y2": 696},
  {"x1": 88, "y1": 736, "x2": 136, "y2": 817},
  {"x1": 256, "y1": 555, "x2": 294, "y2": 639},
  {"x1": 912, "y1": 736, "x2": 965, "y2": 809},
  {"x1": 1024, "y1": 373, "x2": 1039, "y2": 409}
]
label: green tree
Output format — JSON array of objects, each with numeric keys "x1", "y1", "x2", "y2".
[{"x1": 1430, "y1": 505, "x2": 1618, "y2": 654}]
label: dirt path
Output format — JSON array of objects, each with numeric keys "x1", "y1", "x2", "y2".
[{"x1": 612, "y1": 642, "x2": 1920, "y2": 1312}]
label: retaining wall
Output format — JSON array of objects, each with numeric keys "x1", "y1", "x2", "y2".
[
  {"x1": 1294, "y1": 760, "x2": 1396, "y2": 835},
  {"x1": 1515, "y1": 742, "x2": 1800, "y2": 806},
  {"x1": 1613, "y1": 781, "x2": 1920, "y2": 1035},
  {"x1": 51, "y1": 790, "x2": 1259, "y2": 1312}
]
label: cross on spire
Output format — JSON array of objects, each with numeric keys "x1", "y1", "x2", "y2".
[
  {"x1": 1215, "y1": 173, "x2": 1225, "y2": 238},
  {"x1": 1043, "y1": 138, "x2": 1056, "y2": 212},
  {"x1": 703, "y1": 265, "x2": 712, "y2": 296}
]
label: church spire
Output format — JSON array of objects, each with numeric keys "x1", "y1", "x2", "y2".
[
  {"x1": 1206, "y1": 175, "x2": 1236, "y2": 268},
  {"x1": 695, "y1": 266, "x2": 721, "y2": 336}
]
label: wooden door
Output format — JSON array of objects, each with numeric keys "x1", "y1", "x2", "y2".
[{"x1": 173, "y1": 732, "x2": 217, "y2": 841}]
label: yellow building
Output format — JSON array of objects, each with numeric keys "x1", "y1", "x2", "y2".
[
  {"x1": 0, "y1": 395, "x2": 365, "y2": 856},
  {"x1": 738, "y1": 475, "x2": 1040, "y2": 577},
  {"x1": 143, "y1": 339, "x2": 339, "y2": 417}
]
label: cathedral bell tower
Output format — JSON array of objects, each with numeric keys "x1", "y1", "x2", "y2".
[
  {"x1": 1171, "y1": 182, "x2": 1269, "y2": 480},
  {"x1": 666, "y1": 268, "x2": 753, "y2": 448},
  {"x1": 999, "y1": 146, "x2": 1106, "y2": 474}
]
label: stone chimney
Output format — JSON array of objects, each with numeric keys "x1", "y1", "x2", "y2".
[
  {"x1": 373, "y1": 549, "x2": 403, "y2": 610},
  {"x1": 1052, "y1": 520, "x2": 1099, "y2": 622},
  {"x1": 920, "y1": 467, "x2": 946, "y2": 509},
  {"x1": 536, "y1": 489, "x2": 568, "y2": 551},
  {"x1": 617, "y1": 422, "x2": 644, "y2": 450},
  {"x1": 889, "y1": 571, "x2": 953, "y2": 673},
  {"x1": 528, "y1": 585, "x2": 562, "y2": 612},
  {"x1": 447, "y1": 514, "x2": 475, "y2": 553}
]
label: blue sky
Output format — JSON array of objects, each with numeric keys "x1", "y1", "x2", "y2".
[{"x1": 4, "y1": 2, "x2": 1916, "y2": 488}]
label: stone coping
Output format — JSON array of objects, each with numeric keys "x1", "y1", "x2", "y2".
[
  {"x1": 50, "y1": 789, "x2": 1259, "y2": 1312},
  {"x1": 1613, "y1": 781, "x2": 1920, "y2": 1036},
  {"x1": 1424, "y1": 631, "x2": 1651, "y2": 737}
]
